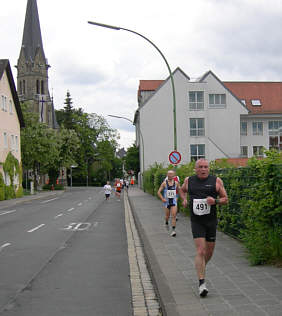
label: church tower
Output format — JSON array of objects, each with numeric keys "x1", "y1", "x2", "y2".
[{"x1": 16, "y1": 0, "x2": 58, "y2": 129}]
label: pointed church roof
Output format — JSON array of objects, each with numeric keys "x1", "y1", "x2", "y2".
[{"x1": 21, "y1": 0, "x2": 45, "y2": 62}]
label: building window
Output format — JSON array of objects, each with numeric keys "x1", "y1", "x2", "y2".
[
  {"x1": 251, "y1": 99, "x2": 261, "y2": 106},
  {"x1": 241, "y1": 99, "x2": 246, "y2": 105},
  {"x1": 209, "y1": 94, "x2": 226, "y2": 108},
  {"x1": 1, "y1": 95, "x2": 4, "y2": 111},
  {"x1": 9, "y1": 100, "x2": 13, "y2": 114},
  {"x1": 36, "y1": 80, "x2": 40, "y2": 94},
  {"x1": 269, "y1": 120, "x2": 282, "y2": 151},
  {"x1": 189, "y1": 91, "x2": 204, "y2": 110},
  {"x1": 240, "y1": 122, "x2": 247, "y2": 136},
  {"x1": 252, "y1": 122, "x2": 263, "y2": 136},
  {"x1": 11, "y1": 135, "x2": 15, "y2": 151},
  {"x1": 23, "y1": 80, "x2": 26, "y2": 94},
  {"x1": 41, "y1": 80, "x2": 45, "y2": 94},
  {"x1": 190, "y1": 118, "x2": 205, "y2": 136},
  {"x1": 240, "y1": 146, "x2": 248, "y2": 157},
  {"x1": 4, "y1": 132, "x2": 8, "y2": 148},
  {"x1": 19, "y1": 81, "x2": 22, "y2": 95},
  {"x1": 15, "y1": 136, "x2": 18, "y2": 152},
  {"x1": 253, "y1": 146, "x2": 264, "y2": 157},
  {"x1": 190, "y1": 144, "x2": 205, "y2": 161}
]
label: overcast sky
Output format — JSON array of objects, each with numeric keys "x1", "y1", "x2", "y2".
[{"x1": 2, "y1": 0, "x2": 282, "y2": 148}]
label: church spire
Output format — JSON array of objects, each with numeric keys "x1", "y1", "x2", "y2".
[{"x1": 21, "y1": 0, "x2": 45, "y2": 62}]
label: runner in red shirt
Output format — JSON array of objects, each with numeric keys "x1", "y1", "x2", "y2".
[{"x1": 114, "y1": 178, "x2": 122, "y2": 201}]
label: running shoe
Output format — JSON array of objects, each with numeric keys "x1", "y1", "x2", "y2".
[
  {"x1": 170, "y1": 230, "x2": 176, "y2": 237},
  {"x1": 199, "y1": 283, "x2": 208, "y2": 297}
]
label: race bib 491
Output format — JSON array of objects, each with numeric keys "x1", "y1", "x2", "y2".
[
  {"x1": 166, "y1": 189, "x2": 176, "y2": 199},
  {"x1": 193, "y1": 199, "x2": 211, "y2": 216}
]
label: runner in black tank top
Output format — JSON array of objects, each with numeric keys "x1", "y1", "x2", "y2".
[{"x1": 179, "y1": 159, "x2": 228, "y2": 298}]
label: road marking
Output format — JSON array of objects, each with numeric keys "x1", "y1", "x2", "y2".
[
  {"x1": 0, "y1": 210, "x2": 16, "y2": 216},
  {"x1": 41, "y1": 197, "x2": 58, "y2": 204},
  {"x1": 77, "y1": 202, "x2": 82, "y2": 206},
  {"x1": 54, "y1": 213, "x2": 63, "y2": 219},
  {"x1": 27, "y1": 224, "x2": 45, "y2": 233},
  {"x1": 62, "y1": 222, "x2": 95, "y2": 231},
  {"x1": 66, "y1": 208, "x2": 75, "y2": 212},
  {"x1": 88, "y1": 197, "x2": 92, "y2": 200},
  {"x1": 0, "y1": 243, "x2": 11, "y2": 253}
]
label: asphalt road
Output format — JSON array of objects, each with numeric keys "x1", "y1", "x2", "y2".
[{"x1": 0, "y1": 188, "x2": 132, "y2": 315}]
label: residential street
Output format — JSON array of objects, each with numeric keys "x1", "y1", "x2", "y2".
[{"x1": 0, "y1": 188, "x2": 132, "y2": 315}]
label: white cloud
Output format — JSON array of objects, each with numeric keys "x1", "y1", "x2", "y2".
[{"x1": 2, "y1": 0, "x2": 282, "y2": 148}]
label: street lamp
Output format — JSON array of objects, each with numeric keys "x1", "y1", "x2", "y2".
[
  {"x1": 88, "y1": 21, "x2": 177, "y2": 151},
  {"x1": 108, "y1": 114, "x2": 145, "y2": 184}
]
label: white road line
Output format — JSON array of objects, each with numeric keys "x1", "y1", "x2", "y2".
[
  {"x1": 88, "y1": 197, "x2": 92, "y2": 200},
  {"x1": 41, "y1": 197, "x2": 58, "y2": 204},
  {"x1": 27, "y1": 224, "x2": 45, "y2": 233},
  {"x1": 54, "y1": 213, "x2": 63, "y2": 219},
  {"x1": 77, "y1": 202, "x2": 82, "y2": 206},
  {"x1": 0, "y1": 210, "x2": 16, "y2": 216},
  {"x1": 67, "y1": 208, "x2": 75, "y2": 212},
  {"x1": 0, "y1": 243, "x2": 11, "y2": 253}
]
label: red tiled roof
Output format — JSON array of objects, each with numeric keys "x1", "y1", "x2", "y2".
[
  {"x1": 224, "y1": 82, "x2": 282, "y2": 114},
  {"x1": 138, "y1": 80, "x2": 164, "y2": 97}
]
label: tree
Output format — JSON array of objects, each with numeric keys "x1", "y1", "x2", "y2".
[
  {"x1": 55, "y1": 104, "x2": 120, "y2": 184},
  {"x1": 21, "y1": 103, "x2": 79, "y2": 188},
  {"x1": 124, "y1": 144, "x2": 140, "y2": 176}
]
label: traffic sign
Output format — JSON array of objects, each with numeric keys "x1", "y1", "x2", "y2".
[{"x1": 169, "y1": 151, "x2": 181, "y2": 165}]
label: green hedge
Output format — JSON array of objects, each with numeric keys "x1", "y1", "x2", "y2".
[{"x1": 143, "y1": 151, "x2": 282, "y2": 265}]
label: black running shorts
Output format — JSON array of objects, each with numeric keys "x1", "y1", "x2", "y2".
[{"x1": 191, "y1": 220, "x2": 217, "y2": 242}]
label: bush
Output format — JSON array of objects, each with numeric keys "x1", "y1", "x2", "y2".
[
  {"x1": 143, "y1": 151, "x2": 282, "y2": 265},
  {"x1": 0, "y1": 173, "x2": 4, "y2": 201},
  {"x1": 16, "y1": 186, "x2": 24, "y2": 198},
  {"x1": 4, "y1": 185, "x2": 16, "y2": 200}
]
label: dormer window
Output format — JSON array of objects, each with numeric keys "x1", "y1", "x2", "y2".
[
  {"x1": 251, "y1": 99, "x2": 261, "y2": 106},
  {"x1": 241, "y1": 99, "x2": 246, "y2": 105}
]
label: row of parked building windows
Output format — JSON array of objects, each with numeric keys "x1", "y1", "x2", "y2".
[
  {"x1": 1, "y1": 95, "x2": 13, "y2": 114},
  {"x1": 2, "y1": 133, "x2": 19, "y2": 152},
  {"x1": 190, "y1": 119, "x2": 282, "y2": 138},
  {"x1": 190, "y1": 144, "x2": 270, "y2": 161},
  {"x1": 18, "y1": 79, "x2": 45, "y2": 95},
  {"x1": 189, "y1": 91, "x2": 263, "y2": 110},
  {"x1": 189, "y1": 92, "x2": 226, "y2": 110}
]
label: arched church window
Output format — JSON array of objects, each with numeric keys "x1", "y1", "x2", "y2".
[
  {"x1": 23, "y1": 80, "x2": 26, "y2": 94},
  {"x1": 36, "y1": 80, "x2": 40, "y2": 94},
  {"x1": 41, "y1": 80, "x2": 45, "y2": 95}
]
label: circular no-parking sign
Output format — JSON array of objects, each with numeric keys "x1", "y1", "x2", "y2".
[{"x1": 169, "y1": 151, "x2": 181, "y2": 165}]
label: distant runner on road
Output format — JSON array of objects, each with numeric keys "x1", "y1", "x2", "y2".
[
  {"x1": 114, "y1": 178, "x2": 122, "y2": 201},
  {"x1": 157, "y1": 170, "x2": 181, "y2": 237},
  {"x1": 180, "y1": 158, "x2": 228, "y2": 298},
  {"x1": 103, "y1": 181, "x2": 112, "y2": 200}
]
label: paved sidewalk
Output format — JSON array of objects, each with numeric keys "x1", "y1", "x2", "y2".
[{"x1": 128, "y1": 187, "x2": 282, "y2": 316}]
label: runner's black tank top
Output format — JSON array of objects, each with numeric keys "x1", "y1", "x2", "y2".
[{"x1": 188, "y1": 175, "x2": 217, "y2": 222}]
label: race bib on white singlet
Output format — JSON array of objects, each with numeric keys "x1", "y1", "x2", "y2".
[
  {"x1": 193, "y1": 199, "x2": 211, "y2": 216},
  {"x1": 166, "y1": 189, "x2": 176, "y2": 199}
]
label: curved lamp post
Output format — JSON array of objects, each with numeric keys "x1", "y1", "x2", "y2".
[
  {"x1": 108, "y1": 114, "x2": 145, "y2": 179},
  {"x1": 88, "y1": 21, "x2": 177, "y2": 151}
]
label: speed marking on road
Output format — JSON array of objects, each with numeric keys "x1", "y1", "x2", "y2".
[{"x1": 62, "y1": 222, "x2": 99, "y2": 231}]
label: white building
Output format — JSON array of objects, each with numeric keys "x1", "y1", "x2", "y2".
[{"x1": 134, "y1": 68, "x2": 282, "y2": 174}]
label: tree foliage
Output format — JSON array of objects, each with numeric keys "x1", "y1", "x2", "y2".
[{"x1": 124, "y1": 144, "x2": 140, "y2": 176}]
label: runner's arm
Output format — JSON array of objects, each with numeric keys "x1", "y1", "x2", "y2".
[
  {"x1": 157, "y1": 182, "x2": 166, "y2": 203},
  {"x1": 179, "y1": 177, "x2": 188, "y2": 207},
  {"x1": 207, "y1": 177, "x2": 228, "y2": 205}
]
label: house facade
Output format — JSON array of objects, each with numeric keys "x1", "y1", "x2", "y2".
[
  {"x1": 0, "y1": 60, "x2": 25, "y2": 186},
  {"x1": 135, "y1": 68, "x2": 282, "y2": 173}
]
